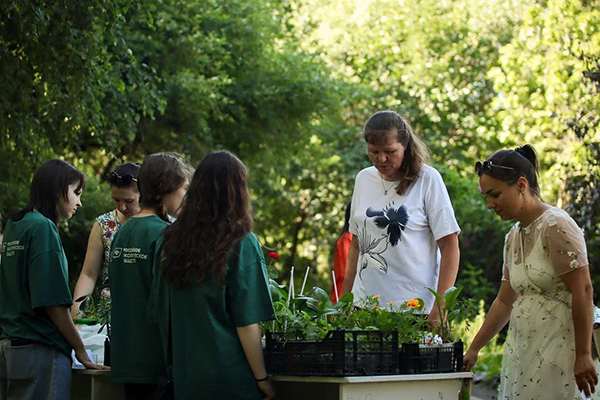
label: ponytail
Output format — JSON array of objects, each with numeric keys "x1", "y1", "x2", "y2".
[{"x1": 138, "y1": 153, "x2": 192, "y2": 222}]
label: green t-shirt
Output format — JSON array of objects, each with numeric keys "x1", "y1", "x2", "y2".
[
  {"x1": 149, "y1": 231, "x2": 275, "y2": 399},
  {"x1": 0, "y1": 212, "x2": 73, "y2": 356},
  {"x1": 108, "y1": 215, "x2": 168, "y2": 384}
]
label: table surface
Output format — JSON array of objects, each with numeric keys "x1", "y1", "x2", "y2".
[
  {"x1": 72, "y1": 369, "x2": 112, "y2": 376},
  {"x1": 72, "y1": 369, "x2": 472, "y2": 382},
  {"x1": 270, "y1": 371, "x2": 473, "y2": 383}
]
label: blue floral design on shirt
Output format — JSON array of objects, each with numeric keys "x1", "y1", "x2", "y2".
[{"x1": 366, "y1": 203, "x2": 409, "y2": 246}]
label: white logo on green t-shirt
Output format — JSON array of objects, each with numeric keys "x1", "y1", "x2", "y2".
[
  {"x1": 122, "y1": 247, "x2": 148, "y2": 264},
  {"x1": 112, "y1": 247, "x2": 122, "y2": 259},
  {"x1": 4, "y1": 240, "x2": 25, "y2": 257}
]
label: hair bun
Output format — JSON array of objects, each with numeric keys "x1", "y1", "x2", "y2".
[{"x1": 514, "y1": 144, "x2": 538, "y2": 170}]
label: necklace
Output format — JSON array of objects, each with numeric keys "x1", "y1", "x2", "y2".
[{"x1": 380, "y1": 174, "x2": 399, "y2": 195}]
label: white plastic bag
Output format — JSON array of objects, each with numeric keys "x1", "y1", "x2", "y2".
[{"x1": 77, "y1": 324, "x2": 109, "y2": 365}]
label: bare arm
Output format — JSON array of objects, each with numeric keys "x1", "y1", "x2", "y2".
[
  {"x1": 236, "y1": 323, "x2": 276, "y2": 399},
  {"x1": 463, "y1": 280, "x2": 518, "y2": 371},
  {"x1": 45, "y1": 306, "x2": 109, "y2": 370},
  {"x1": 428, "y1": 233, "x2": 460, "y2": 326},
  {"x1": 560, "y1": 266, "x2": 597, "y2": 396},
  {"x1": 341, "y1": 235, "x2": 358, "y2": 295},
  {"x1": 71, "y1": 222, "x2": 104, "y2": 318}
]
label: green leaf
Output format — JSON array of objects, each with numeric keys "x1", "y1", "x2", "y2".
[
  {"x1": 73, "y1": 318, "x2": 99, "y2": 326},
  {"x1": 338, "y1": 292, "x2": 354, "y2": 304},
  {"x1": 427, "y1": 287, "x2": 442, "y2": 305},
  {"x1": 444, "y1": 286, "x2": 463, "y2": 312},
  {"x1": 313, "y1": 287, "x2": 331, "y2": 304}
]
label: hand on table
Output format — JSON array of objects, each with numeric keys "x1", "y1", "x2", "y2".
[
  {"x1": 463, "y1": 348, "x2": 479, "y2": 372},
  {"x1": 74, "y1": 349, "x2": 110, "y2": 370}
]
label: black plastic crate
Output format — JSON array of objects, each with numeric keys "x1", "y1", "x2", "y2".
[
  {"x1": 265, "y1": 330, "x2": 463, "y2": 376},
  {"x1": 399, "y1": 341, "x2": 463, "y2": 374},
  {"x1": 265, "y1": 330, "x2": 400, "y2": 376}
]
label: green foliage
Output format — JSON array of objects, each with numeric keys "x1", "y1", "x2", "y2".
[
  {"x1": 474, "y1": 353, "x2": 503, "y2": 384},
  {"x1": 266, "y1": 280, "x2": 429, "y2": 344},
  {"x1": 267, "y1": 279, "x2": 354, "y2": 340},
  {"x1": 564, "y1": 54, "x2": 600, "y2": 290},
  {"x1": 76, "y1": 286, "x2": 112, "y2": 337},
  {"x1": 487, "y1": 0, "x2": 600, "y2": 291},
  {"x1": 0, "y1": 0, "x2": 347, "y2": 293},
  {"x1": 2, "y1": 0, "x2": 600, "y2": 318},
  {"x1": 336, "y1": 296, "x2": 428, "y2": 344},
  {"x1": 0, "y1": 1, "x2": 162, "y2": 209},
  {"x1": 291, "y1": 0, "x2": 528, "y2": 163},
  {"x1": 455, "y1": 301, "x2": 504, "y2": 383},
  {"x1": 427, "y1": 286, "x2": 476, "y2": 343}
]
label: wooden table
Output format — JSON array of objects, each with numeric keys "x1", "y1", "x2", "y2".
[
  {"x1": 271, "y1": 372, "x2": 473, "y2": 400},
  {"x1": 71, "y1": 370, "x2": 124, "y2": 400}
]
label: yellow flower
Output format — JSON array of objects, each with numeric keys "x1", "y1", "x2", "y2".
[
  {"x1": 387, "y1": 301, "x2": 395, "y2": 307},
  {"x1": 374, "y1": 305, "x2": 380, "y2": 310},
  {"x1": 406, "y1": 299, "x2": 420, "y2": 309},
  {"x1": 372, "y1": 295, "x2": 380, "y2": 300}
]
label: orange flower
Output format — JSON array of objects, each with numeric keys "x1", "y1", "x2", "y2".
[
  {"x1": 372, "y1": 295, "x2": 380, "y2": 300},
  {"x1": 406, "y1": 299, "x2": 420, "y2": 309}
]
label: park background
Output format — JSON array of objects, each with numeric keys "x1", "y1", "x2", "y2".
[{"x1": 1, "y1": 0, "x2": 599, "y2": 389}]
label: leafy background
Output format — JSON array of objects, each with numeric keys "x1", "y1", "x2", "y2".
[{"x1": 1, "y1": 0, "x2": 599, "y2": 319}]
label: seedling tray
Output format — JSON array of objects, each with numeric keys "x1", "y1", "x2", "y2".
[{"x1": 265, "y1": 330, "x2": 463, "y2": 376}]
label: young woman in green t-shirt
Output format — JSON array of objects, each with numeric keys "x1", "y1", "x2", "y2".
[
  {"x1": 71, "y1": 162, "x2": 142, "y2": 319},
  {"x1": 156, "y1": 151, "x2": 275, "y2": 400},
  {"x1": 0, "y1": 159, "x2": 108, "y2": 400},
  {"x1": 109, "y1": 153, "x2": 192, "y2": 400}
]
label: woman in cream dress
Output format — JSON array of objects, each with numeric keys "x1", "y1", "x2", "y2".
[{"x1": 464, "y1": 145, "x2": 598, "y2": 399}]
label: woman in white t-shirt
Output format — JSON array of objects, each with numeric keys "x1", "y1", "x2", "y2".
[{"x1": 341, "y1": 110, "x2": 460, "y2": 327}]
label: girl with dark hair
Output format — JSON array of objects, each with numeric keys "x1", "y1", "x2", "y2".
[
  {"x1": 71, "y1": 162, "x2": 142, "y2": 318},
  {"x1": 149, "y1": 151, "x2": 275, "y2": 399},
  {"x1": 464, "y1": 145, "x2": 599, "y2": 399},
  {"x1": 0, "y1": 159, "x2": 107, "y2": 400},
  {"x1": 109, "y1": 153, "x2": 191, "y2": 400},
  {"x1": 341, "y1": 111, "x2": 460, "y2": 327}
]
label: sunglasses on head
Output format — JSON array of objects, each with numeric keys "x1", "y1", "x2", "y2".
[
  {"x1": 475, "y1": 160, "x2": 518, "y2": 176},
  {"x1": 108, "y1": 171, "x2": 138, "y2": 186}
]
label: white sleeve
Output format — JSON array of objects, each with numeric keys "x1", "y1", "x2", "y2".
[{"x1": 424, "y1": 167, "x2": 461, "y2": 240}]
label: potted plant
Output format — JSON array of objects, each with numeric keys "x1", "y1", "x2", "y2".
[
  {"x1": 332, "y1": 294, "x2": 427, "y2": 344},
  {"x1": 264, "y1": 278, "x2": 443, "y2": 376},
  {"x1": 261, "y1": 256, "x2": 473, "y2": 376},
  {"x1": 426, "y1": 286, "x2": 474, "y2": 343},
  {"x1": 415, "y1": 286, "x2": 473, "y2": 373}
]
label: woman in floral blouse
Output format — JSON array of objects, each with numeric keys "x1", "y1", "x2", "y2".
[
  {"x1": 464, "y1": 145, "x2": 598, "y2": 399},
  {"x1": 71, "y1": 162, "x2": 141, "y2": 318}
]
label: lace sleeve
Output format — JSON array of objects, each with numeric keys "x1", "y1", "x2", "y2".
[{"x1": 545, "y1": 212, "x2": 589, "y2": 275}]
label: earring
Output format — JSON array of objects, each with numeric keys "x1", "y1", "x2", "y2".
[{"x1": 520, "y1": 190, "x2": 525, "y2": 196}]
